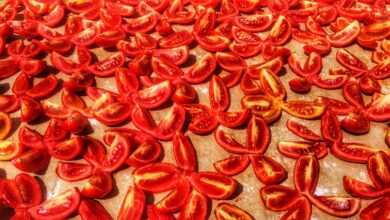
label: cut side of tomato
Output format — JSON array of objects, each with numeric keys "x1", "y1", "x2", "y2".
[
  {"x1": 134, "y1": 163, "x2": 179, "y2": 192},
  {"x1": 88, "y1": 52, "x2": 125, "y2": 77},
  {"x1": 190, "y1": 171, "x2": 237, "y2": 199},
  {"x1": 48, "y1": 137, "x2": 83, "y2": 160},
  {"x1": 79, "y1": 199, "x2": 113, "y2": 220},
  {"x1": 117, "y1": 186, "x2": 145, "y2": 220},
  {"x1": 215, "y1": 202, "x2": 254, "y2": 220},
  {"x1": 251, "y1": 155, "x2": 287, "y2": 185},
  {"x1": 155, "y1": 177, "x2": 191, "y2": 213},
  {"x1": 81, "y1": 169, "x2": 113, "y2": 199},
  {"x1": 56, "y1": 162, "x2": 93, "y2": 182},
  {"x1": 28, "y1": 188, "x2": 80, "y2": 220}
]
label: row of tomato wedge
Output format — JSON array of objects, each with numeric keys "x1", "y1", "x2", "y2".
[{"x1": 0, "y1": 0, "x2": 390, "y2": 219}]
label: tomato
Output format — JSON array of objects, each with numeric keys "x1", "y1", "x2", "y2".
[
  {"x1": 232, "y1": 26, "x2": 263, "y2": 44},
  {"x1": 20, "y1": 96, "x2": 42, "y2": 123},
  {"x1": 88, "y1": 52, "x2": 125, "y2": 77},
  {"x1": 106, "y1": 1, "x2": 135, "y2": 16},
  {"x1": 214, "y1": 155, "x2": 250, "y2": 176},
  {"x1": 79, "y1": 199, "x2": 113, "y2": 220},
  {"x1": 217, "y1": 0, "x2": 238, "y2": 22},
  {"x1": 233, "y1": 0, "x2": 259, "y2": 12},
  {"x1": 159, "y1": 31, "x2": 194, "y2": 48},
  {"x1": 260, "y1": 185, "x2": 300, "y2": 211},
  {"x1": 216, "y1": 52, "x2": 247, "y2": 72},
  {"x1": 51, "y1": 47, "x2": 91, "y2": 74},
  {"x1": 155, "y1": 177, "x2": 191, "y2": 213},
  {"x1": 183, "y1": 53, "x2": 217, "y2": 84},
  {"x1": 12, "y1": 73, "x2": 31, "y2": 96},
  {"x1": 308, "y1": 195, "x2": 360, "y2": 217},
  {"x1": 306, "y1": 16, "x2": 326, "y2": 36},
  {"x1": 172, "y1": 132, "x2": 197, "y2": 172},
  {"x1": 179, "y1": 190, "x2": 208, "y2": 220},
  {"x1": 126, "y1": 138, "x2": 162, "y2": 167},
  {"x1": 28, "y1": 188, "x2": 81, "y2": 220},
  {"x1": 18, "y1": 126, "x2": 45, "y2": 149},
  {"x1": 64, "y1": 0, "x2": 97, "y2": 13},
  {"x1": 194, "y1": 32, "x2": 230, "y2": 52},
  {"x1": 172, "y1": 82, "x2": 197, "y2": 104},
  {"x1": 0, "y1": 112, "x2": 11, "y2": 140},
  {"x1": 267, "y1": 15, "x2": 291, "y2": 45},
  {"x1": 123, "y1": 13, "x2": 158, "y2": 34},
  {"x1": 151, "y1": 56, "x2": 183, "y2": 81},
  {"x1": 66, "y1": 111, "x2": 89, "y2": 134},
  {"x1": 0, "y1": 140, "x2": 23, "y2": 161},
  {"x1": 44, "y1": 119, "x2": 69, "y2": 142},
  {"x1": 219, "y1": 69, "x2": 243, "y2": 88},
  {"x1": 25, "y1": 75, "x2": 58, "y2": 100},
  {"x1": 117, "y1": 187, "x2": 145, "y2": 220},
  {"x1": 63, "y1": 72, "x2": 95, "y2": 92},
  {"x1": 286, "y1": 119, "x2": 321, "y2": 141},
  {"x1": 2, "y1": 173, "x2": 42, "y2": 209},
  {"x1": 183, "y1": 104, "x2": 219, "y2": 134},
  {"x1": 56, "y1": 162, "x2": 93, "y2": 182},
  {"x1": 190, "y1": 171, "x2": 237, "y2": 199},
  {"x1": 0, "y1": 58, "x2": 19, "y2": 79},
  {"x1": 289, "y1": 78, "x2": 311, "y2": 94},
  {"x1": 165, "y1": 0, "x2": 195, "y2": 24},
  {"x1": 336, "y1": 48, "x2": 367, "y2": 72},
  {"x1": 234, "y1": 13, "x2": 273, "y2": 32},
  {"x1": 81, "y1": 169, "x2": 113, "y2": 198},
  {"x1": 134, "y1": 163, "x2": 179, "y2": 192},
  {"x1": 153, "y1": 46, "x2": 189, "y2": 66},
  {"x1": 12, "y1": 150, "x2": 50, "y2": 173},
  {"x1": 94, "y1": 102, "x2": 132, "y2": 126},
  {"x1": 0, "y1": 94, "x2": 20, "y2": 113},
  {"x1": 216, "y1": 109, "x2": 250, "y2": 128},
  {"x1": 229, "y1": 41, "x2": 262, "y2": 58},
  {"x1": 327, "y1": 20, "x2": 360, "y2": 47},
  {"x1": 48, "y1": 136, "x2": 83, "y2": 160},
  {"x1": 214, "y1": 203, "x2": 254, "y2": 220},
  {"x1": 278, "y1": 141, "x2": 328, "y2": 159}
]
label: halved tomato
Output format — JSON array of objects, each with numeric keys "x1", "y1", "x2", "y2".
[
  {"x1": 214, "y1": 155, "x2": 250, "y2": 176},
  {"x1": 179, "y1": 190, "x2": 208, "y2": 220},
  {"x1": 231, "y1": 26, "x2": 263, "y2": 44},
  {"x1": 195, "y1": 32, "x2": 230, "y2": 52},
  {"x1": 216, "y1": 109, "x2": 250, "y2": 128},
  {"x1": 308, "y1": 195, "x2": 360, "y2": 217},
  {"x1": 152, "y1": 46, "x2": 189, "y2": 66},
  {"x1": 172, "y1": 82, "x2": 197, "y2": 104},
  {"x1": 216, "y1": 52, "x2": 247, "y2": 72},
  {"x1": 0, "y1": 112, "x2": 11, "y2": 140},
  {"x1": 251, "y1": 155, "x2": 287, "y2": 185},
  {"x1": 28, "y1": 188, "x2": 81, "y2": 220},
  {"x1": 183, "y1": 104, "x2": 219, "y2": 134},
  {"x1": 151, "y1": 56, "x2": 183, "y2": 81},
  {"x1": 158, "y1": 31, "x2": 194, "y2": 48},
  {"x1": 281, "y1": 100, "x2": 325, "y2": 119},
  {"x1": 18, "y1": 126, "x2": 45, "y2": 149},
  {"x1": 94, "y1": 102, "x2": 132, "y2": 126},
  {"x1": 0, "y1": 58, "x2": 19, "y2": 79},
  {"x1": 51, "y1": 47, "x2": 91, "y2": 74},
  {"x1": 260, "y1": 185, "x2": 300, "y2": 211},
  {"x1": 0, "y1": 95, "x2": 20, "y2": 113},
  {"x1": 234, "y1": 13, "x2": 273, "y2": 32},
  {"x1": 209, "y1": 75, "x2": 230, "y2": 111},
  {"x1": 286, "y1": 119, "x2": 321, "y2": 141},
  {"x1": 278, "y1": 141, "x2": 328, "y2": 159},
  {"x1": 19, "y1": 59, "x2": 46, "y2": 76},
  {"x1": 56, "y1": 162, "x2": 93, "y2": 182},
  {"x1": 267, "y1": 15, "x2": 291, "y2": 45},
  {"x1": 173, "y1": 132, "x2": 197, "y2": 172},
  {"x1": 44, "y1": 119, "x2": 69, "y2": 142}
]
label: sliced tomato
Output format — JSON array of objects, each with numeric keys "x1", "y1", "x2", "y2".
[
  {"x1": 286, "y1": 119, "x2": 321, "y2": 141},
  {"x1": 214, "y1": 155, "x2": 250, "y2": 176},
  {"x1": 289, "y1": 78, "x2": 311, "y2": 94},
  {"x1": 96, "y1": 29, "x2": 126, "y2": 48},
  {"x1": 12, "y1": 150, "x2": 50, "y2": 173},
  {"x1": 219, "y1": 69, "x2": 243, "y2": 88},
  {"x1": 28, "y1": 188, "x2": 80, "y2": 220},
  {"x1": 336, "y1": 48, "x2": 367, "y2": 72},
  {"x1": 132, "y1": 80, "x2": 172, "y2": 109},
  {"x1": 81, "y1": 169, "x2": 113, "y2": 199},
  {"x1": 0, "y1": 140, "x2": 23, "y2": 161},
  {"x1": 151, "y1": 56, "x2": 183, "y2": 81},
  {"x1": 331, "y1": 142, "x2": 381, "y2": 163},
  {"x1": 327, "y1": 20, "x2": 360, "y2": 47},
  {"x1": 25, "y1": 75, "x2": 58, "y2": 100},
  {"x1": 360, "y1": 197, "x2": 390, "y2": 220},
  {"x1": 158, "y1": 31, "x2": 194, "y2": 48},
  {"x1": 278, "y1": 141, "x2": 328, "y2": 159},
  {"x1": 88, "y1": 52, "x2": 125, "y2": 77},
  {"x1": 233, "y1": 0, "x2": 259, "y2": 13},
  {"x1": 217, "y1": 0, "x2": 239, "y2": 22},
  {"x1": 193, "y1": 7, "x2": 216, "y2": 35},
  {"x1": 20, "y1": 96, "x2": 42, "y2": 123},
  {"x1": 216, "y1": 52, "x2": 247, "y2": 72},
  {"x1": 215, "y1": 203, "x2": 254, "y2": 220},
  {"x1": 106, "y1": 1, "x2": 135, "y2": 16},
  {"x1": 172, "y1": 132, "x2": 197, "y2": 172},
  {"x1": 294, "y1": 155, "x2": 319, "y2": 195},
  {"x1": 56, "y1": 162, "x2": 93, "y2": 182},
  {"x1": 48, "y1": 137, "x2": 83, "y2": 160},
  {"x1": 229, "y1": 41, "x2": 262, "y2": 58},
  {"x1": 123, "y1": 13, "x2": 158, "y2": 34},
  {"x1": 194, "y1": 32, "x2": 230, "y2": 52},
  {"x1": 251, "y1": 155, "x2": 287, "y2": 185},
  {"x1": 341, "y1": 112, "x2": 370, "y2": 134},
  {"x1": 343, "y1": 176, "x2": 387, "y2": 199},
  {"x1": 12, "y1": 73, "x2": 31, "y2": 96},
  {"x1": 152, "y1": 46, "x2": 189, "y2": 66},
  {"x1": 260, "y1": 185, "x2": 300, "y2": 211},
  {"x1": 117, "y1": 186, "x2": 145, "y2": 220},
  {"x1": 2, "y1": 173, "x2": 42, "y2": 209},
  {"x1": 209, "y1": 75, "x2": 230, "y2": 111},
  {"x1": 79, "y1": 199, "x2": 113, "y2": 220},
  {"x1": 367, "y1": 94, "x2": 390, "y2": 122},
  {"x1": 240, "y1": 72, "x2": 262, "y2": 95},
  {"x1": 0, "y1": 112, "x2": 11, "y2": 140},
  {"x1": 155, "y1": 177, "x2": 191, "y2": 213},
  {"x1": 126, "y1": 139, "x2": 162, "y2": 168},
  {"x1": 231, "y1": 26, "x2": 263, "y2": 44},
  {"x1": 44, "y1": 118, "x2": 69, "y2": 142},
  {"x1": 281, "y1": 100, "x2": 325, "y2": 119},
  {"x1": 0, "y1": 95, "x2": 20, "y2": 113},
  {"x1": 0, "y1": 58, "x2": 19, "y2": 79},
  {"x1": 183, "y1": 53, "x2": 216, "y2": 84},
  {"x1": 183, "y1": 104, "x2": 219, "y2": 134},
  {"x1": 308, "y1": 195, "x2": 360, "y2": 217},
  {"x1": 154, "y1": 104, "x2": 186, "y2": 140},
  {"x1": 234, "y1": 13, "x2": 273, "y2": 32},
  {"x1": 172, "y1": 82, "x2": 197, "y2": 104},
  {"x1": 18, "y1": 126, "x2": 45, "y2": 149},
  {"x1": 190, "y1": 171, "x2": 237, "y2": 199},
  {"x1": 178, "y1": 190, "x2": 208, "y2": 220},
  {"x1": 134, "y1": 163, "x2": 179, "y2": 193},
  {"x1": 267, "y1": 15, "x2": 291, "y2": 45},
  {"x1": 216, "y1": 109, "x2": 250, "y2": 128}
]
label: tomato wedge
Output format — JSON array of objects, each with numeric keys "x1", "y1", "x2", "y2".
[
  {"x1": 327, "y1": 20, "x2": 360, "y2": 47},
  {"x1": 79, "y1": 199, "x2": 113, "y2": 220},
  {"x1": 56, "y1": 162, "x2": 93, "y2": 182},
  {"x1": 28, "y1": 188, "x2": 81, "y2": 220},
  {"x1": 88, "y1": 52, "x2": 125, "y2": 77}
]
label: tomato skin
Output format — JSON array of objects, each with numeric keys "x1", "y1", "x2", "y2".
[
  {"x1": 12, "y1": 150, "x2": 50, "y2": 173},
  {"x1": 56, "y1": 162, "x2": 93, "y2": 182},
  {"x1": 79, "y1": 199, "x2": 113, "y2": 220}
]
